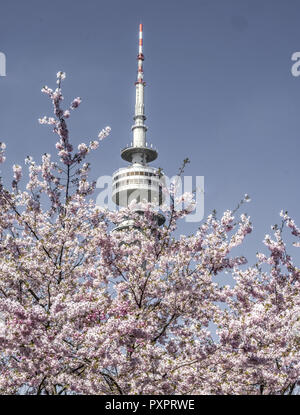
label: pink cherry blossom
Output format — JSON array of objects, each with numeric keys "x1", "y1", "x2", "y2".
[{"x1": 0, "y1": 73, "x2": 298, "y2": 395}]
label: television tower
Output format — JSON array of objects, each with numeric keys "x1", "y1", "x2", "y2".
[{"x1": 112, "y1": 24, "x2": 165, "y2": 230}]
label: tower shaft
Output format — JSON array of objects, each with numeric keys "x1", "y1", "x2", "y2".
[
  {"x1": 132, "y1": 23, "x2": 147, "y2": 158},
  {"x1": 132, "y1": 81, "x2": 146, "y2": 149}
]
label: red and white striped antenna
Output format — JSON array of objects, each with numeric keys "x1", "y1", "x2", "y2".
[
  {"x1": 139, "y1": 23, "x2": 143, "y2": 55},
  {"x1": 137, "y1": 23, "x2": 145, "y2": 84}
]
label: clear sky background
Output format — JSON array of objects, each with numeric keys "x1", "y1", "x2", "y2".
[{"x1": 0, "y1": 0, "x2": 300, "y2": 266}]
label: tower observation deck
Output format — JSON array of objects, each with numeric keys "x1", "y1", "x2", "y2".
[{"x1": 112, "y1": 24, "x2": 165, "y2": 229}]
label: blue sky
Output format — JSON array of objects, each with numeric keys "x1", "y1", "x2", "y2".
[{"x1": 0, "y1": 0, "x2": 300, "y2": 264}]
